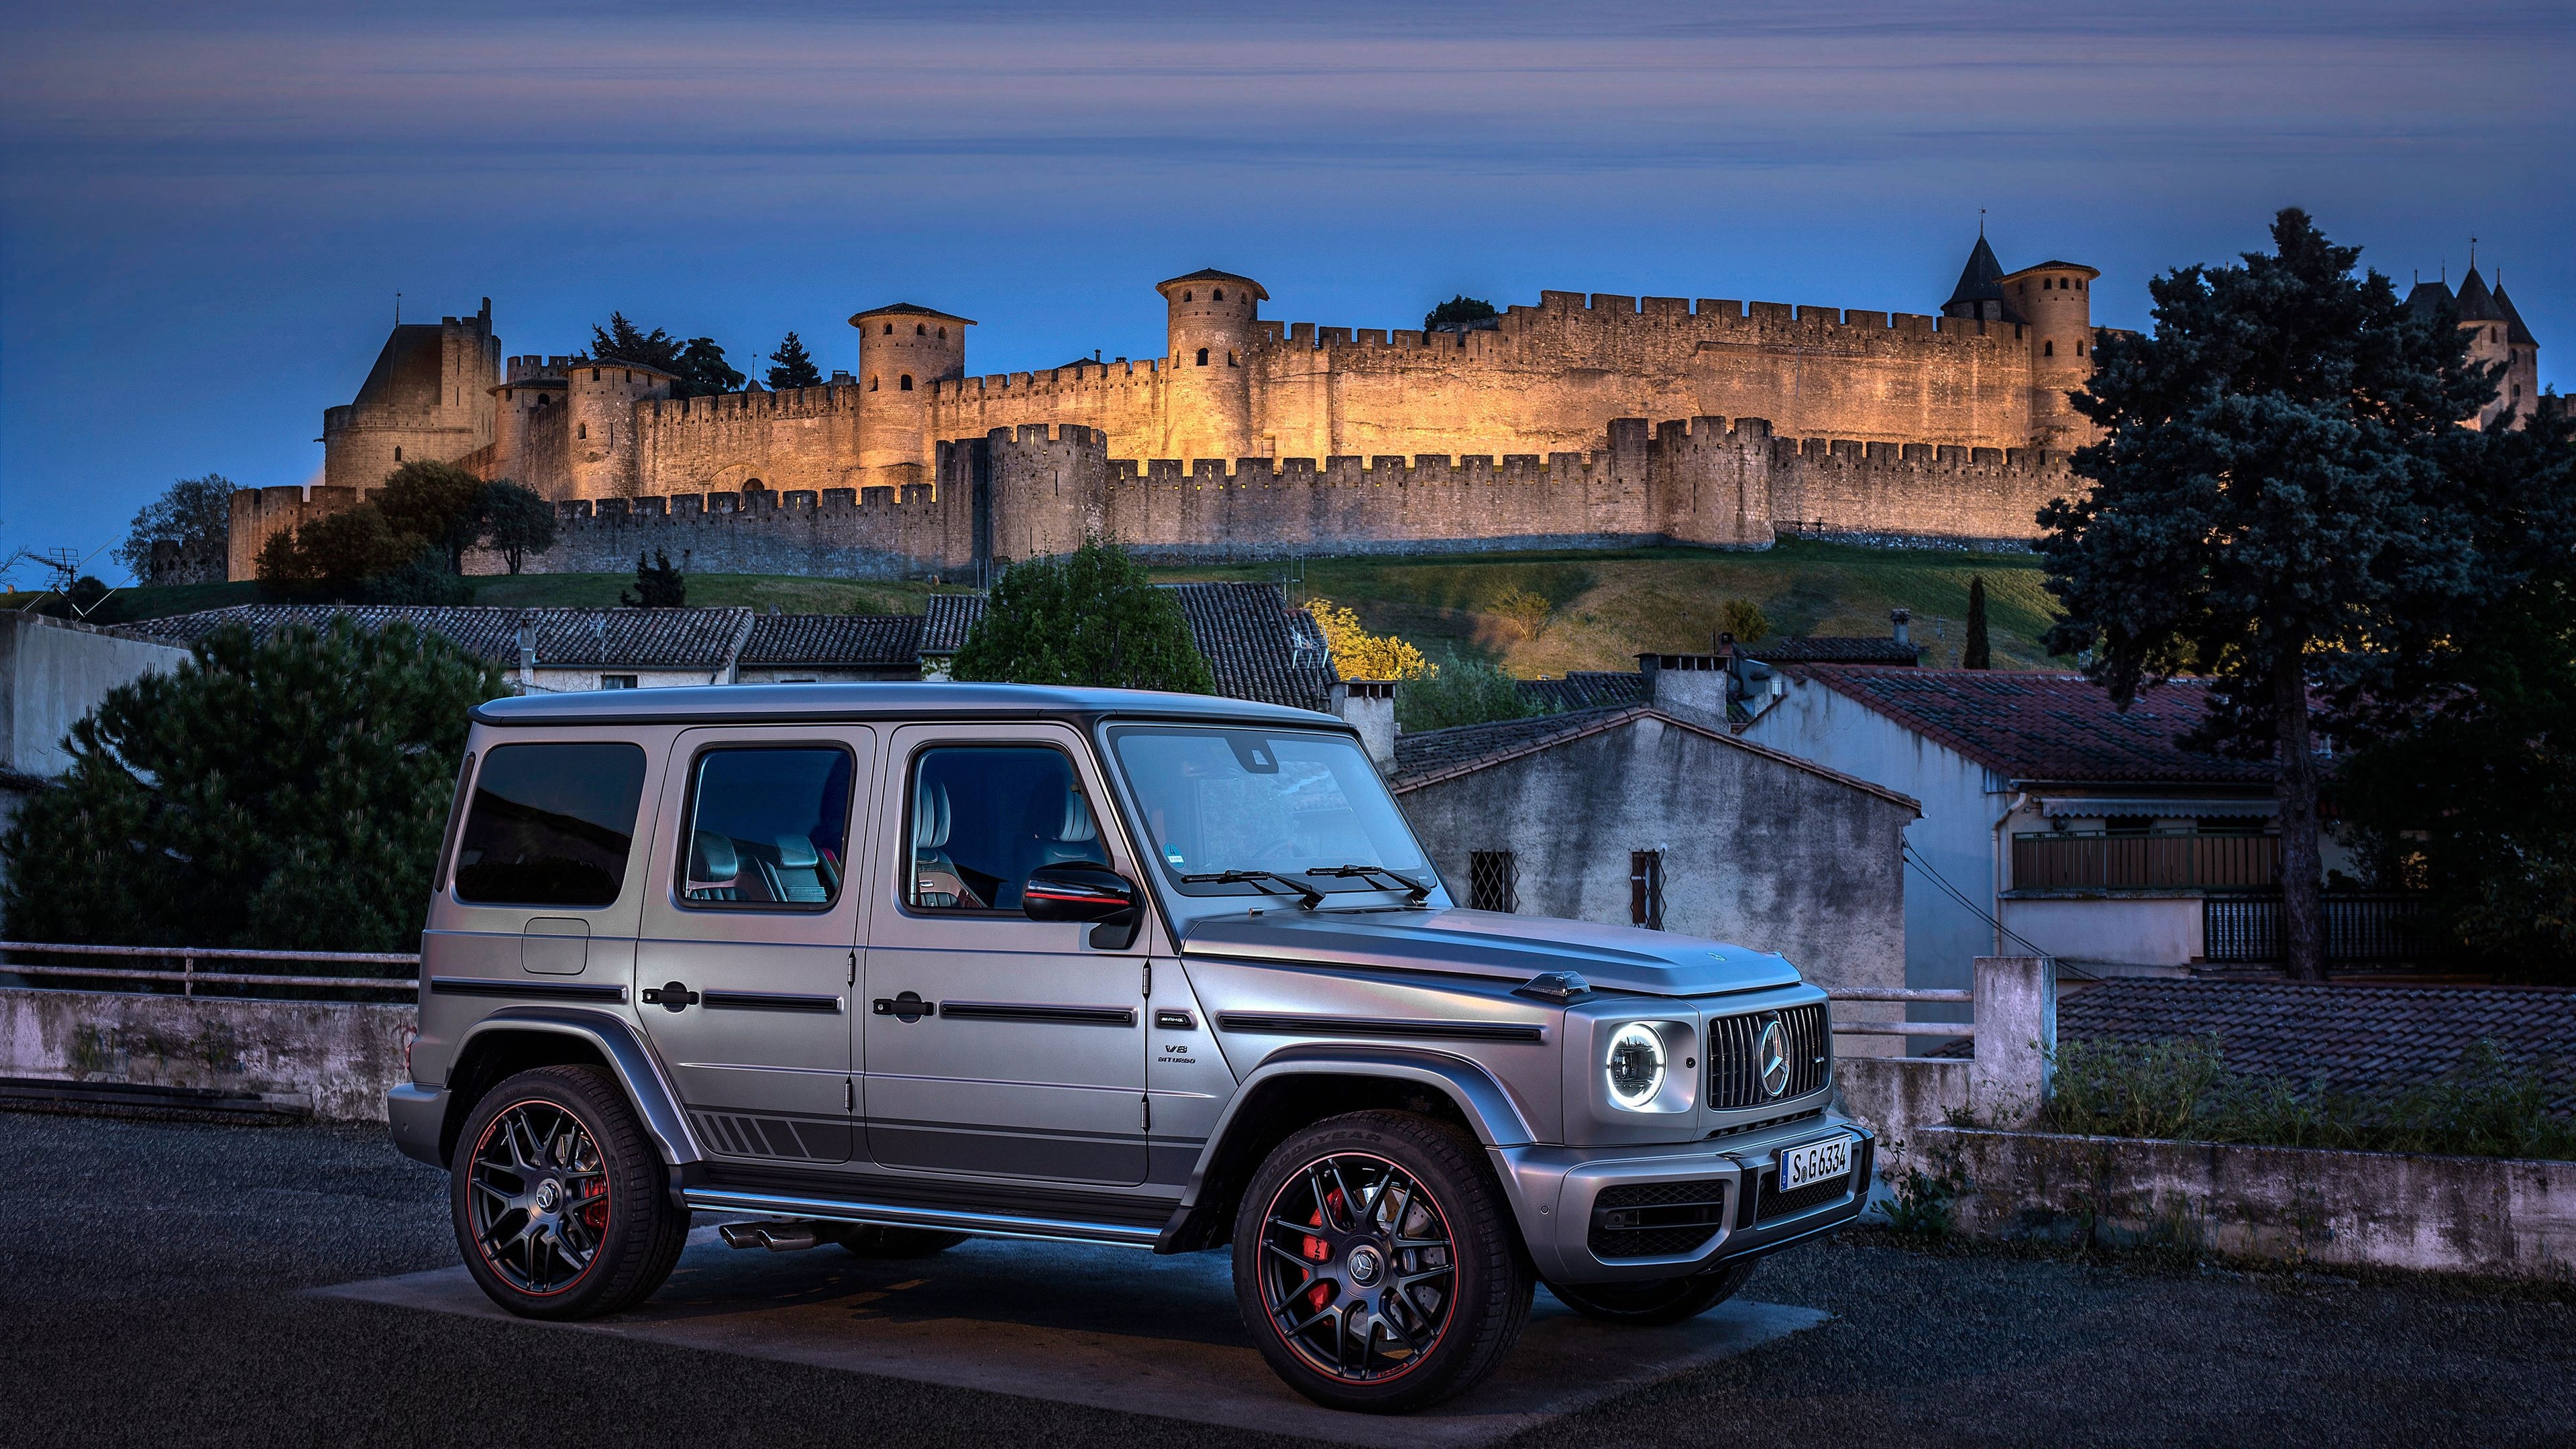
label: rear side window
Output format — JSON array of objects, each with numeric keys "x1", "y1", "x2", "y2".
[
  {"x1": 680, "y1": 747, "x2": 853, "y2": 908},
  {"x1": 453, "y1": 743, "x2": 649, "y2": 907}
]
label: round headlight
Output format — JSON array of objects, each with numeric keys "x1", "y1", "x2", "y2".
[{"x1": 1604, "y1": 1023, "x2": 1667, "y2": 1109}]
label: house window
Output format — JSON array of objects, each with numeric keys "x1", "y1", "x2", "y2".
[
  {"x1": 1468, "y1": 851, "x2": 1518, "y2": 912},
  {"x1": 1196, "y1": 347, "x2": 1209, "y2": 366},
  {"x1": 899, "y1": 374, "x2": 913, "y2": 390},
  {"x1": 1629, "y1": 850, "x2": 1665, "y2": 930},
  {"x1": 2077, "y1": 341, "x2": 2086, "y2": 356},
  {"x1": 600, "y1": 674, "x2": 637, "y2": 690}
]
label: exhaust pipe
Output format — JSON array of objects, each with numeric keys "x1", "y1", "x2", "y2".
[{"x1": 718, "y1": 1220, "x2": 824, "y2": 1252}]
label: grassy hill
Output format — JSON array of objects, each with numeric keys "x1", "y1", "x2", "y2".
[{"x1": 52, "y1": 539, "x2": 2065, "y2": 672}]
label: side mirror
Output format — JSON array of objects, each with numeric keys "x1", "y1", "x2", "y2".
[{"x1": 1022, "y1": 863, "x2": 1142, "y2": 949}]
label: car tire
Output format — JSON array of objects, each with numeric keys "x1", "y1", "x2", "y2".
[
  {"x1": 838, "y1": 1226, "x2": 969, "y2": 1258},
  {"x1": 450, "y1": 1064, "x2": 690, "y2": 1321},
  {"x1": 1545, "y1": 1260, "x2": 1756, "y2": 1325},
  {"x1": 1232, "y1": 1110, "x2": 1532, "y2": 1413}
]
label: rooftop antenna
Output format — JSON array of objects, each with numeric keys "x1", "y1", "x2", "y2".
[
  {"x1": 1978, "y1": 207, "x2": 1986, "y2": 237},
  {"x1": 2469, "y1": 237, "x2": 2478, "y2": 270},
  {"x1": 395, "y1": 290, "x2": 402, "y2": 325}
]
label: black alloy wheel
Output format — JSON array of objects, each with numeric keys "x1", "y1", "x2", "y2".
[
  {"x1": 1234, "y1": 1112, "x2": 1531, "y2": 1413},
  {"x1": 450, "y1": 1065, "x2": 689, "y2": 1320},
  {"x1": 1546, "y1": 1259, "x2": 1757, "y2": 1325}
]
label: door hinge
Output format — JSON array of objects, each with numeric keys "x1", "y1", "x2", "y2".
[{"x1": 1140, "y1": 1095, "x2": 1152, "y2": 1133}]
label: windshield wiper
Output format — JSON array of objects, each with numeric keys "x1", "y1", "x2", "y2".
[
  {"x1": 1181, "y1": 868, "x2": 1325, "y2": 910},
  {"x1": 1307, "y1": 864, "x2": 1432, "y2": 905}
]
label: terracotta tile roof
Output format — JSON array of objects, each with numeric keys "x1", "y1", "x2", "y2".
[
  {"x1": 2055, "y1": 978, "x2": 2576, "y2": 1114},
  {"x1": 741, "y1": 614, "x2": 922, "y2": 667},
  {"x1": 916, "y1": 584, "x2": 1336, "y2": 712},
  {"x1": 1390, "y1": 704, "x2": 1918, "y2": 811},
  {"x1": 1167, "y1": 582, "x2": 1337, "y2": 713},
  {"x1": 1518, "y1": 671, "x2": 1649, "y2": 712},
  {"x1": 129, "y1": 605, "x2": 755, "y2": 669},
  {"x1": 1748, "y1": 635, "x2": 1921, "y2": 665},
  {"x1": 1792, "y1": 666, "x2": 2271, "y2": 786}
]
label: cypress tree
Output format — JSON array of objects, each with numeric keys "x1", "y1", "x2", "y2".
[{"x1": 1962, "y1": 576, "x2": 1992, "y2": 669}]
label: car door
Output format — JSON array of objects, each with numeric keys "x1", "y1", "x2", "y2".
[
  {"x1": 860, "y1": 723, "x2": 1149, "y2": 1186},
  {"x1": 634, "y1": 726, "x2": 873, "y2": 1166}
]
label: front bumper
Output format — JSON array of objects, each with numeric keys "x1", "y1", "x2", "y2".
[
  {"x1": 387, "y1": 1082, "x2": 449, "y2": 1169},
  {"x1": 1491, "y1": 1112, "x2": 1874, "y2": 1285}
]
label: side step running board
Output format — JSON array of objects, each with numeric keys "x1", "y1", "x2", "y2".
[{"x1": 682, "y1": 1186, "x2": 1164, "y2": 1250}]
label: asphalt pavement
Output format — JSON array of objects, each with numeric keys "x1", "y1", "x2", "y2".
[{"x1": 2, "y1": 1108, "x2": 2569, "y2": 1448}]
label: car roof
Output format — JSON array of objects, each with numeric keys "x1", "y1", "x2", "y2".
[{"x1": 471, "y1": 681, "x2": 1343, "y2": 730}]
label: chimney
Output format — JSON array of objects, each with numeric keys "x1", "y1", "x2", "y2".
[
  {"x1": 1334, "y1": 680, "x2": 1399, "y2": 771},
  {"x1": 1890, "y1": 608, "x2": 1911, "y2": 649},
  {"x1": 1636, "y1": 651, "x2": 1729, "y2": 729}
]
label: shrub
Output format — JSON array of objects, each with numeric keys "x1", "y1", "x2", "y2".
[
  {"x1": 1396, "y1": 659, "x2": 1549, "y2": 733},
  {"x1": 1305, "y1": 598, "x2": 1430, "y2": 680},
  {"x1": 1717, "y1": 596, "x2": 1771, "y2": 645},
  {"x1": 951, "y1": 537, "x2": 1214, "y2": 693}
]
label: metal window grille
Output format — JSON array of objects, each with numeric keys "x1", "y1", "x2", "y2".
[
  {"x1": 1467, "y1": 851, "x2": 1517, "y2": 912},
  {"x1": 1629, "y1": 850, "x2": 1664, "y2": 930}
]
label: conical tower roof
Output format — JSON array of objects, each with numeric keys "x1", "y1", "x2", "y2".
[
  {"x1": 1945, "y1": 234, "x2": 2008, "y2": 313},
  {"x1": 2494, "y1": 279, "x2": 2536, "y2": 347},
  {"x1": 2406, "y1": 278, "x2": 2455, "y2": 319},
  {"x1": 2456, "y1": 266, "x2": 2505, "y2": 323}
]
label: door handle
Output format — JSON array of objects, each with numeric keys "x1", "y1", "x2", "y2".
[
  {"x1": 871, "y1": 991, "x2": 936, "y2": 1022},
  {"x1": 641, "y1": 981, "x2": 701, "y2": 1012}
]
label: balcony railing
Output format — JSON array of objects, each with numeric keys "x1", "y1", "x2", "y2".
[
  {"x1": 2202, "y1": 895, "x2": 2442, "y2": 965},
  {"x1": 2012, "y1": 829, "x2": 2279, "y2": 891}
]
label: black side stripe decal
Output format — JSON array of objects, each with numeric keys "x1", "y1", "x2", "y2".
[
  {"x1": 702, "y1": 991, "x2": 845, "y2": 1014},
  {"x1": 428, "y1": 977, "x2": 627, "y2": 1004},
  {"x1": 1215, "y1": 1012, "x2": 1544, "y2": 1044},
  {"x1": 938, "y1": 1002, "x2": 1138, "y2": 1027}
]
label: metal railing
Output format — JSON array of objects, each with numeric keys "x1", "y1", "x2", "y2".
[
  {"x1": 0, "y1": 941, "x2": 420, "y2": 996},
  {"x1": 1825, "y1": 986, "x2": 1974, "y2": 1038},
  {"x1": 2200, "y1": 896, "x2": 2440, "y2": 966},
  {"x1": 2012, "y1": 829, "x2": 2279, "y2": 891}
]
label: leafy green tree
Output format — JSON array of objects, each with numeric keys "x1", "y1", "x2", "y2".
[
  {"x1": 1717, "y1": 597, "x2": 1772, "y2": 645},
  {"x1": 0, "y1": 619, "x2": 502, "y2": 953},
  {"x1": 376, "y1": 460, "x2": 488, "y2": 572},
  {"x1": 115, "y1": 474, "x2": 235, "y2": 584},
  {"x1": 951, "y1": 537, "x2": 1214, "y2": 693},
  {"x1": 621, "y1": 549, "x2": 687, "y2": 608},
  {"x1": 2039, "y1": 208, "x2": 2506, "y2": 979},
  {"x1": 590, "y1": 313, "x2": 743, "y2": 398},
  {"x1": 766, "y1": 331, "x2": 824, "y2": 388},
  {"x1": 1424, "y1": 295, "x2": 1499, "y2": 332},
  {"x1": 676, "y1": 338, "x2": 745, "y2": 397},
  {"x1": 480, "y1": 480, "x2": 558, "y2": 574},
  {"x1": 1395, "y1": 660, "x2": 1550, "y2": 733},
  {"x1": 1962, "y1": 577, "x2": 1992, "y2": 669},
  {"x1": 258, "y1": 504, "x2": 417, "y2": 596}
]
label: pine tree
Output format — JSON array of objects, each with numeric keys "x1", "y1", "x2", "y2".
[
  {"x1": 621, "y1": 549, "x2": 687, "y2": 608},
  {"x1": 951, "y1": 537, "x2": 1214, "y2": 693},
  {"x1": 2039, "y1": 208, "x2": 2512, "y2": 980},
  {"x1": 0, "y1": 619, "x2": 502, "y2": 953},
  {"x1": 766, "y1": 331, "x2": 824, "y2": 388},
  {"x1": 1962, "y1": 576, "x2": 1992, "y2": 669}
]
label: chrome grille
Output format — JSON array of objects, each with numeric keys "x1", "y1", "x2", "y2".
[{"x1": 1707, "y1": 1004, "x2": 1829, "y2": 1110}]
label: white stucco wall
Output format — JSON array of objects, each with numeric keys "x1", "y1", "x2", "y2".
[{"x1": 0, "y1": 614, "x2": 190, "y2": 778}]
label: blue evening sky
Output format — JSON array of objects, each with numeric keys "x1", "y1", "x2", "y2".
[{"x1": 3, "y1": 0, "x2": 2569, "y2": 580}]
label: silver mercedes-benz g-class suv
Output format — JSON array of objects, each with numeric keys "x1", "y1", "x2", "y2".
[{"x1": 391, "y1": 682, "x2": 1870, "y2": 1411}]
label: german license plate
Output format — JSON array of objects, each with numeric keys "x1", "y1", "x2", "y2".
[{"x1": 1778, "y1": 1135, "x2": 1851, "y2": 1192}]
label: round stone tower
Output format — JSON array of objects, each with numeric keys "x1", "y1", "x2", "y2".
[
  {"x1": 1998, "y1": 260, "x2": 2099, "y2": 449},
  {"x1": 567, "y1": 356, "x2": 674, "y2": 498},
  {"x1": 849, "y1": 303, "x2": 972, "y2": 491},
  {"x1": 1156, "y1": 268, "x2": 1266, "y2": 464}
]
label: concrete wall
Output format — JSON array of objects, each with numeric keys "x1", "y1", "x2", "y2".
[
  {"x1": 1922, "y1": 1125, "x2": 2576, "y2": 1281},
  {"x1": 0, "y1": 988, "x2": 412, "y2": 1122},
  {"x1": 1393, "y1": 711, "x2": 1915, "y2": 1016},
  {"x1": 1999, "y1": 894, "x2": 2205, "y2": 972},
  {"x1": 0, "y1": 613, "x2": 190, "y2": 779}
]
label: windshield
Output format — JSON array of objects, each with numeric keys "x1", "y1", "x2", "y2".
[{"x1": 1108, "y1": 726, "x2": 1436, "y2": 902}]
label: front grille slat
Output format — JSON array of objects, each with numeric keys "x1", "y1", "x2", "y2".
[{"x1": 1706, "y1": 1004, "x2": 1830, "y2": 1110}]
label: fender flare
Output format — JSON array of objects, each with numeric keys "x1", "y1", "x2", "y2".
[
  {"x1": 451, "y1": 1006, "x2": 704, "y2": 1171},
  {"x1": 1157, "y1": 1043, "x2": 1540, "y2": 1251}
]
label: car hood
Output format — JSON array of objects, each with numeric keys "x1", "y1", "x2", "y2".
[{"x1": 1178, "y1": 907, "x2": 1802, "y2": 998}]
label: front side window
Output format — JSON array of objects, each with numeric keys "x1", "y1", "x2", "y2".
[
  {"x1": 680, "y1": 747, "x2": 853, "y2": 908},
  {"x1": 908, "y1": 746, "x2": 1106, "y2": 912},
  {"x1": 453, "y1": 743, "x2": 648, "y2": 907},
  {"x1": 1110, "y1": 727, "x2": 1430, "y2": 900}
]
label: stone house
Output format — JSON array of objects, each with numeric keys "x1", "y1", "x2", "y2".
[{"x1": 1380, "y1": 688, "x2": 1919, "y2": 1036}]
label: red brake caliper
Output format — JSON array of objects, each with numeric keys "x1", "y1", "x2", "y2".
[
  {"x1": 1302, "y1": 1189, "x2": 1343, "y2": 1309},
  {"x1": 579, "y1": 1178, "x2": 610, "y2": 1233}
]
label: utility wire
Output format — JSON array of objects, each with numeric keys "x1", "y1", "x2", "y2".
[{"x1": 1901, "y1": 841, "x2": 2098, "y2": 981}]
